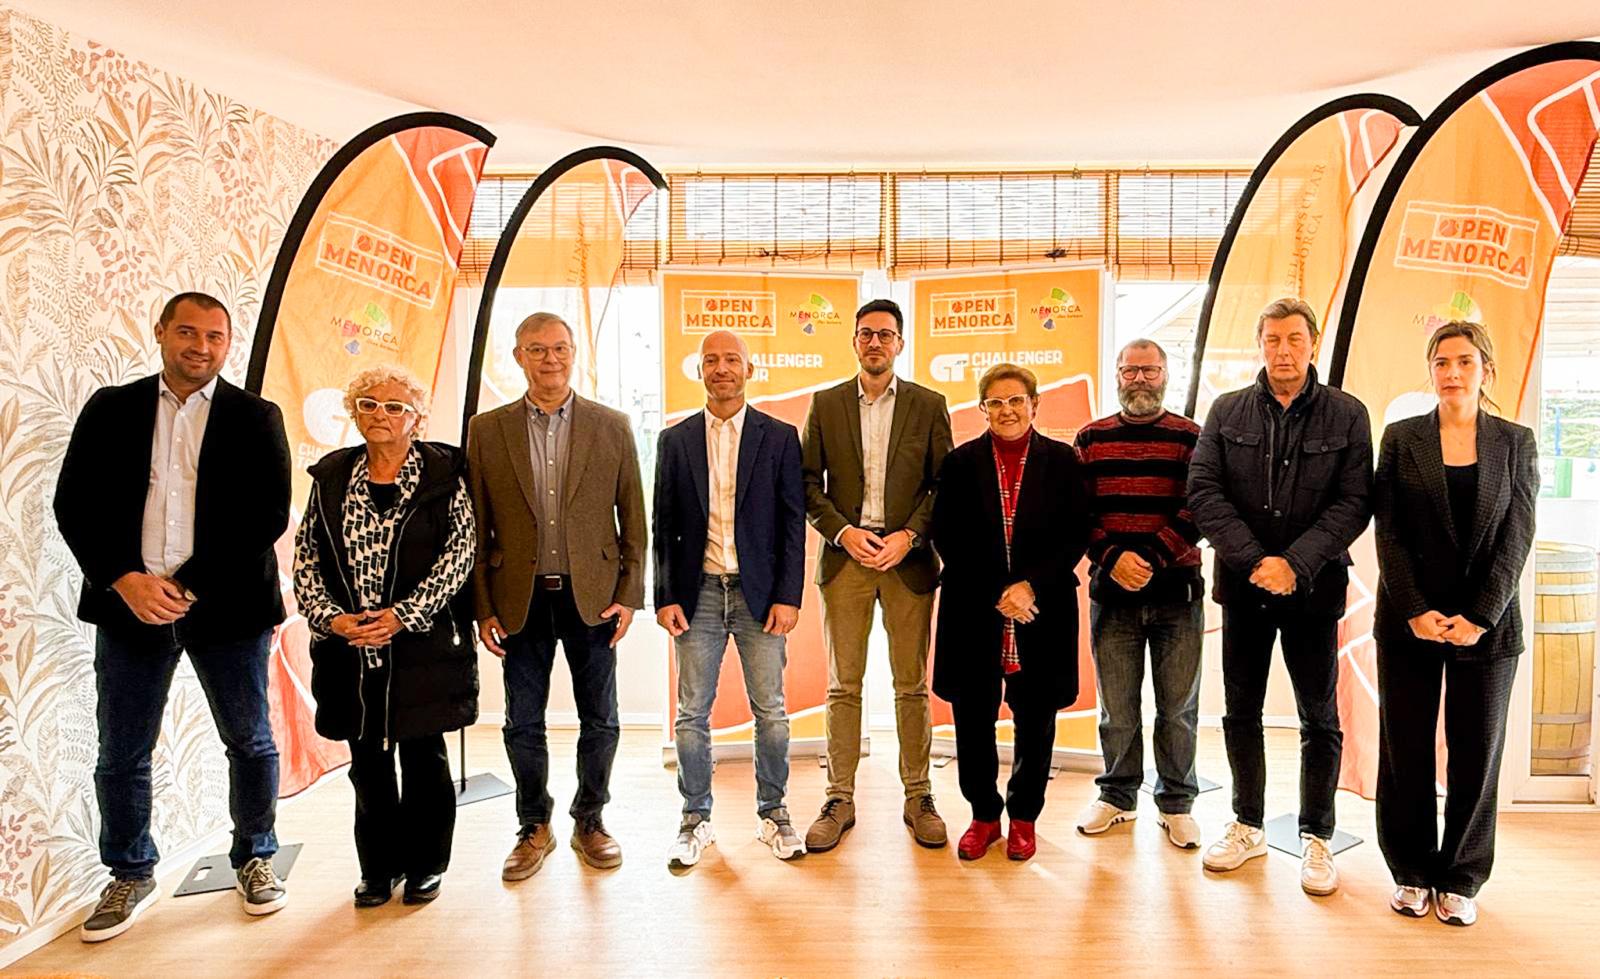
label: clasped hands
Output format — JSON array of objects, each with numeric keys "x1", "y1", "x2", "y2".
[
  {"x1": 113, "y1": 571, "x2": 193, "y2": 625},
  {"x1": 1249, "y1": 556, "x2": 1297, "y2": 596},
  {"x1": 330, "y1": 609, "x2": 404, "y2": 647},
  {"x1": 997, "y1": 581, "x2": 1037, "y2": 624},
  {"x1": 1408, "y1": 610, "x2": 1486, "y2": 647},
  {"x1": 839, "y1": 526, "x2": 913, "y2": 571}
]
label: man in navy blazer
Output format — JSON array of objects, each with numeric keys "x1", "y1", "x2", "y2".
[{"x1": 653, "y1": 330, "x2": 806, "y2": 868}]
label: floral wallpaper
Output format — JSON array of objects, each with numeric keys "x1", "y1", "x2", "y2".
[{"x1": 0, "y1": 6, "x2": 334, "y2": 953}]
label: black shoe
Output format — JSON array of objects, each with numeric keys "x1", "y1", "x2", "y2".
[
  {"x1": 79, "y1": 878, "x2": 158, "y2": 942},
  {"x1": 402, "y1": 873, "x2": 442, "y2": 904},
  {"x1": 353, "y1": 876, "x2": 403, "y2": 908}
]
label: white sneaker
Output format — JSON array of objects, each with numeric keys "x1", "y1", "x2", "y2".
[
  {"x1": 1075, "y1": 800, "x2": 1135, "y2": 835},
  {"x1": 1300, "y1": 833, "x2": 1339, "y2": 896},
  {"x1": 1436, "y1": 891, "x2": 1477, "y2": 926},
  {"x1": 1202, "y1": 821, "x2": 1266, "y2": 872},
  {"x1": 1391, "y1": 885, "x2": 1431, "y2": 917},
  {"x1": 1156, "y1": 812, "x2": 1201, "y2": 849},
  {"x1": 758, "y1": 807, "x2": 806, "y2": 860},
  {"x1": 666, "y1": 813, "x2": 715, "y2": 869}
]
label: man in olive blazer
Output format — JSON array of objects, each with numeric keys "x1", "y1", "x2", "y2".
[
  {"x1": 467, "y1": 312, "x2": 646, "y2": 878},
  {"x1": 800, "y1": 298, "x2": 954, "y2": 853}
]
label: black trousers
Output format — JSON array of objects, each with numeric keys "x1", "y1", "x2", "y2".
[
  {"x1": 348, "y1": 734, "x2": 455, "y2": 880},
  {"x1": 1376, "y1": 642, "x2": 1517, "y2": 898},
  {"x1": 1220, "y1": 607, "x2": 1343, "y2": 839},
  {"x1": 951, "y1": 671, "x2": 1057, "y2": 822}
]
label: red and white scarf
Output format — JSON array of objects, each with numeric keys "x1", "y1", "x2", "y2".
[{"x1": 992, "y1": 437, "x2": 1030, "y2": 674}]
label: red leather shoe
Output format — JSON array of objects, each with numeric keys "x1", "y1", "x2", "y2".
[
  {"x1": 957, "y1": 820, "x2": 1002, "y2": 860},
  {"x1": 1006, "y1": 820, "x2": 1037, "y2": 861}
]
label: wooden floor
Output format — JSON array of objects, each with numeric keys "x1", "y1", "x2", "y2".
[{"x1": 14, "y1": 726, "x2": 1600, "y2": 978}]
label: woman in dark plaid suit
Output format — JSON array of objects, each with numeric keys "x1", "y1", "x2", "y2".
[{"x1": 1373, "y1": 321, "x2": 1538, "y2": 928}]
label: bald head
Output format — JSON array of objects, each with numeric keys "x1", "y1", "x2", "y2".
[
  {"x1": 700, "y1": 330, "x2": 753, "y2": 415},
  {"x1": 700, "y1": 330, "x2": 750, "y2": 362}
]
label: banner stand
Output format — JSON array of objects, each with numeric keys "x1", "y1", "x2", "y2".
[
  {"x1": 454, "y1": 728, "x2": 514, "y2": 807},
  {"x1": 1141, "y1": 769, "x2": 1223, "y2": 796},
  {"x1": 1264, "y1": 815, "x2": 1362, "y2": 857},
  {"x1": 173, "y1": 844, "x2": 303, "y2": 898}
]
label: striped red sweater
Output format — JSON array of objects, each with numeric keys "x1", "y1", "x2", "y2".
[{"x1": 1074, "y1": 410, "x2": 1203, "y2": 605}]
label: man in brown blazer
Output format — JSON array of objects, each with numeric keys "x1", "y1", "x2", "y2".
[
  {"x1": 467, "y1": 312, "x2": 646, "y2": 878},
  {"x1": 801, "y1": 298, "x2": 954, "y2": 852}
]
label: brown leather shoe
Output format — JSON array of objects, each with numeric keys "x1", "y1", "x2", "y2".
[
  {"x1": 570, "y1": 815, "x2": 623, "y2": 869},
  {"x1": 904, "y1": 795, "x2": 948, "y2": 848},
  {"x1": 502, "y1": 825, "x2": 556, "y2": 881},
  {"x1": 804, "y1": 797, "x2": 856, "y2": 852}
]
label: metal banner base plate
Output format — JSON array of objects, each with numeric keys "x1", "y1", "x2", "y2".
[
  {"x1": 175, "y1": 844, "x2": 302, "y2": 897},
  {"x1": 456, "y1": 772, "x2": 515, "y2": 807},
  {"x1": 1264, "y1": 813, "x2": 1363, "y2": 856}
]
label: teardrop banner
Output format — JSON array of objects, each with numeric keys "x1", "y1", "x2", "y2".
[
  {"x1": 1330, "y1": 43, "x2": 1600, "y2": 797},
  {"x1": 1187, "y1": 94, "x2": 1419, "y2": 419},
  {"x1": 247, "y1": 112, "x2": 495, "y2": 796}
]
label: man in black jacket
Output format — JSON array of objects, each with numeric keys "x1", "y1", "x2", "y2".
[
  {"x1": 53, "y1": 292, "x2": 292, "y2": 941},
  {"x1": 1187, "y1": 297, "x2": 1372, "y2": 897}
]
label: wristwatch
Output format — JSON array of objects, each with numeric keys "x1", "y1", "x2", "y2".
[{"x1": 902, "y1": 529, "x2": 920, "y2": 549}]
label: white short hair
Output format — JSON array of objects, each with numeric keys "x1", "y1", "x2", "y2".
[{"x1": 343, "y1": 364, "x2": 429, "y2": 422}]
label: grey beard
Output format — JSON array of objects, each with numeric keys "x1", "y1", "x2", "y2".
[{"x1": 1118, "y1": 385, "x2": 1166, "y2": 417}]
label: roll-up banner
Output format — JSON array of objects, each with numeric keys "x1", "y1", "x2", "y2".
[
  {"x1": 247, "y1": 113, "x2": 495, "y2": 796},
  {"x1": 1330, "y1": 44, "x2": 1600, "y2": 797},
  {"x1": 658, "y1": 270, "x2": 862, "y2": 755},
  {"x1": 1187, "y1": 96, "x2": 1418, "y2": 419},
  {"x1": 909, "y1": 266, "x2": 1104, "y2": 760}
]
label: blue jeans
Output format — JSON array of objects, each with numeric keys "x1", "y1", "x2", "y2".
[
  {"x1": 501, "y1": 586, "x2": 620, "y2": 827},
  {"x1": 1089, "y1": 599, "x2": 1203, "y2": 814},
  {"x1": 94, "y1": 625, "x2": 279, "y2": 880},
  {"x1": 674, "y1": 574, "x2": 790, "y2": 817}
]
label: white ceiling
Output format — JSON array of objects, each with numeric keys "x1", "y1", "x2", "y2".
[{"x1": 15, "y1": 1, "x2": 1600, "y2": 170}]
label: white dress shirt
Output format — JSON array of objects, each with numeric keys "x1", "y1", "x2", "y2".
[
  {"x1": 141, "y1": 375, "x2": 217, "y2": 578},
  {"x1": 857, "y1": 375, "x2": 897, "y2": 531},
  {"x1": 703, "y1": 404, "x2": 747, "y2": 574}
]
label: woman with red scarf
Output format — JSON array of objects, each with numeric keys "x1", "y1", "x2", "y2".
[{"x1": 931, "y1": 363, "x2": 1089, "y2": 861}]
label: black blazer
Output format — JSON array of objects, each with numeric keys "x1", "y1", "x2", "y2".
[
  {"x1": 1374, "y1": 410, "x2": 1538, "y2": 660},
  {"x1": 653, "y1": 407, "x2": 806, "y2": 624},
  {"x1": 930, "y1": 431, "x2": 1090, "y2": 709},
  {"x1": 53, "y1": 374, "x2": 291, "y2": 641}
]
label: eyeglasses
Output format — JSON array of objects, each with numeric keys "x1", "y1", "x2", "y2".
[
  {"x1": 353, "y1": 398, "x2": 417, "y2": 417},
  {"x1": 980, "y1": 395, "x2": 1031, "y2": 413},
  {"x1": 1118, "y1": 365, "x2": 1165, "y2": 381},
  {"x1": 854, "y1": 328, "x2": 901, "y2": 346},
  {"x1": 518, "y1": 342, "x2": 574, "y2": 361}
]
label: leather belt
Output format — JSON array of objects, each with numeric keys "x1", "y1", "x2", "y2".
[{"x1": 536, "y1": 574, "x2": 568, "y2": 591}]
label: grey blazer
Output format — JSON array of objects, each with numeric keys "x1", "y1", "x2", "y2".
[
  {"x1": 467, "y1": 394, "x2": 647, "y2": 632},
  {"x1": 800, "y1": 375, "x2": 953, "y2": 594},
  {"x1": 1373, "y1": 409, "x2": 1538, "y2": 659}
]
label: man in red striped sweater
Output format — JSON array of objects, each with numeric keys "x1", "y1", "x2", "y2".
[{"x1": 1072, "y1": 339, "x2": 1205, "y2": 849}]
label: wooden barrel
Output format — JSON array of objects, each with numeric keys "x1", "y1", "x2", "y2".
[{"x1": 1532, "y1": 542, "x2": 1596, "y2": 776}]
